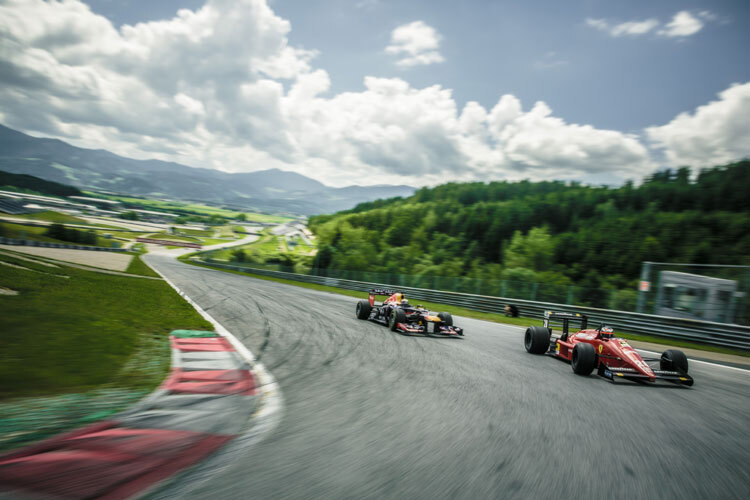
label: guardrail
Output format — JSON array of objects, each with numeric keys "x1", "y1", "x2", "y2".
[
  {"x1": 195, "y1": 258, "x2": 750, "y2": 351},
  {"x1": 136, "y1": 237, "x2": 201, "y2": 249},
  {"x1": 0, "y1": 237, "x2": 128, "y2": 252}
]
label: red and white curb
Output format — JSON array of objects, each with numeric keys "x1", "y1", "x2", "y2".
[{"x1": 0, "y1": 260, "x2": 282, "y2": 500}]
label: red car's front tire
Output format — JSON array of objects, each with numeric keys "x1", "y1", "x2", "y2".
[{"x1": 571, "y1": 343, "x2": 597, "y2": 375}]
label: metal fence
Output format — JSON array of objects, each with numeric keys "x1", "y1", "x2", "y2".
[
  {"x1": 196, "y1": 258, "x2": 750, "y2": 351},
  {"x1": 0, "y1": 237, "x2": 128, "y2": 252}
]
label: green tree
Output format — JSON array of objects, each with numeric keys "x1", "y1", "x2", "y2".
[
  {"x1": 503, "y1": 227, "x2": 553, "y2": 271},
  {"x1": 231, "y1": 249, "x2": 246, "y2": 262}
]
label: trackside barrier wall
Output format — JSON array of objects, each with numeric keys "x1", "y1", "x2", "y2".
[
  {"x1": 0, "y1": 237, "x2": 128, "y2": 252},
  {"x1": 195, "y1": 258, "x2": 750, "y2": 351}
]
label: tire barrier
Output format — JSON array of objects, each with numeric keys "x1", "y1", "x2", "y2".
[{"x1": 196, "y1": 259, "x2": 750, "y2": 351}]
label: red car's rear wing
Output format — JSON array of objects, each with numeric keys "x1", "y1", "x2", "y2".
[{"x1": 543, "y1": 311, "x2": 588, "y2": 335}]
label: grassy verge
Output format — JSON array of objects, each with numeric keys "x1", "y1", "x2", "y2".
[
  {"x1": 177, "y1": 228, "x2": 213, "y2": 237},
  {"x1": 0, "y1": 221, "x2": 114, "y2": 247},
  {"x1": 207, "y1": 233, "x2": 307, "y2": 261},
  {"x1": 181, "y1": 256, "x2": 750, "y2": 358},
  {"x1": 200, "y1": 237, "x2": 236, "y2": 246},
  {"x1": 9, "y1": 211, "x2": 90, "y2": 224},
  {"x1": 0, "y1": 252, "x2": 211, "y2": 400},
  {"x1": 0, "y1": 250, "x2": 212, "y2": 450},
  {"x1": 125, "y1": 254, "x2": 161, "y2": 277}
]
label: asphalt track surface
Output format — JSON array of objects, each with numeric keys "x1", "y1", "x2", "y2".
[{"x1": 146, "y1": 255, "x2": 750, "y2": 500}]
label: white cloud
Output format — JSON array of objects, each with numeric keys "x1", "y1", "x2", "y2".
[
  {"x1": 385, "y1": 21, "x2": 445, "y2": 67},
  {"x1": 646, "y1": 82, "x2": 750, "y2": 168},
  {"x1": 282, "y1": 78, "x2": 654, "y2": 186},
  {"x1": 587, "y1": 10, "x2": 713, "y2": 39},
  {"x1": 0, "y1": 0, "x2": 659, "y2": 188},
  {"x1": 657, "y1": 11, "x2": 704, "y2": 38},
  {"x1": 586, "y1": 17, "x2": 659, "y2": 37}
]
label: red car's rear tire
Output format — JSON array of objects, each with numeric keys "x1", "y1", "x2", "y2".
[
  {"x1": 571, "y1": 343, "x2": 597, "y2": 375},
  {"x1": 524, "y1": 326, "x2": 550, "y2": 354}
]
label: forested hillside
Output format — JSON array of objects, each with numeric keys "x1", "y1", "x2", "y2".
[
  {"x1": 309, "y1": 161, "x2": 750, "y2": 308},
  {"x1": 0, "y1": 170, "x2": 82, "y2": 197}
]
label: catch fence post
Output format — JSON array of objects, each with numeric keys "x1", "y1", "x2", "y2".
[{"x1": 636, "y1": 261, "x2": 652, "y2": 313}]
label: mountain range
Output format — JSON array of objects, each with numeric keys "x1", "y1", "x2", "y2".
[{"x1": 0, "y1": 124, "x2": 414, "y2": 215}]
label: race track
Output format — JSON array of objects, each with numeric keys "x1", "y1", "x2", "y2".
[{"x1": 145, "y1": 255, "x2": 750, "y2": 500}]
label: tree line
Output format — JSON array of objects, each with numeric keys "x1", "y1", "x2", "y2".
[{"x1": 308, "y1": 161, "x2": 750, "y2": 308}]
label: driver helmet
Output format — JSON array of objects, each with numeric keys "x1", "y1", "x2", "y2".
[
  {"x1": 401, "y1": 298, "x2": 409, "y2": 307},
  {"x1": 599, "y1": 326, "x2": 614, "y2": 339}
]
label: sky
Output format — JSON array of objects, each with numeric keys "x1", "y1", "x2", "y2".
[{"x1": 0, "y1": 0, "x2": 748, "y2": 188}]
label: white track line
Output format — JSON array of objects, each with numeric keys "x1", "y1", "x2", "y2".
[{"x1": 145, "y1": 257, "x2": 284, "y2": 433}]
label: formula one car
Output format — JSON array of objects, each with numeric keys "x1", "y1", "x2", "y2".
[
  {"x1": 524, "y1": 311, "x2": 693, "y2": 386},
  {"x1": 355, "y1": 289, "x2": 464, "y2": 337}
]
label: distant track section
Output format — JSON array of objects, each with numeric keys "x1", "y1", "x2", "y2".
[{"x1": 194, "y1": 259, "x2": 750, "y2": 351}]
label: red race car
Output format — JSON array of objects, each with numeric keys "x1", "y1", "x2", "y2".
[
  {"x1": 356, "y1": 289, "x2": 464, "y2": 337},
  {"x1": 524, "y1": 311, "x2": 693, "y2": 386}
]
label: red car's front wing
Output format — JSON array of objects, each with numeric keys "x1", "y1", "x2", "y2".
[{"x1": 597, "y1": 364, "x2": 694, "y2": 386}]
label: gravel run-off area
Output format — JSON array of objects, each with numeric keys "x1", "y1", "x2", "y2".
[{"x1": 0, "y1": 245, "x2": 133, "y2": 271}]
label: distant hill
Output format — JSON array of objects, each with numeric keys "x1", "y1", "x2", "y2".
[
  {"x1": 0, "y1": 124, "x2": 414, "y2": 215},
  {"x1": 0, "y1": 170, "x2": 82, "y2": 197}
]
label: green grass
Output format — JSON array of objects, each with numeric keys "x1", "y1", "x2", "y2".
[
  {"x1": 0, "y1": 252, "x2": 212, "y2": 400},
  {"x1": 200, "y1": 237, "x2": 233, "y2": 246},
  {"x1": 124, "y1": 254, "x2": 161, "y2": 277},
  {"x1": 177, "y1": 228, "x2": 213, "y2": 237},
  {"x1": 180, "y1": 257, "x2": 750, "y2": 358},
  {"x1": 289, "y1": 235, "x2": 315, "y2": 253},
  {"x1": 130, "y1": 243, "x2": 146, "y2": 254},
  {"x1": 206, "y1": 234, "x2": 307, "y2": 261},
  {"x1": 240, "y1": 213, "x2": 293, "y2": 224},
  {"x1": 9, "y1": 211, "x2": 89, "y2": 224},
  {"x1": 214, "y1": 225, "x2": 239, "y2": 238},
  {"x1": 84, "y1": 192, "x2": 294, "y2": 223},
  {"x1": 0, "y1": 222, "x2": 113, "y2": 247}
]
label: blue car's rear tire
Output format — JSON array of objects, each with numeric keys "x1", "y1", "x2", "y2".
[{"x1": 356, "y1": 300, "x2": 372, "y2": 320}]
